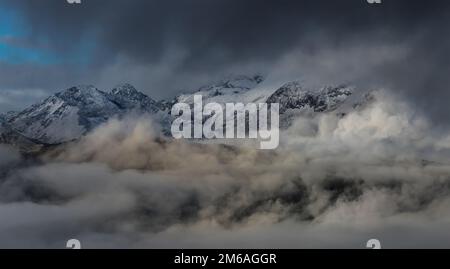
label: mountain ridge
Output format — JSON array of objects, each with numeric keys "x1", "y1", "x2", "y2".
[{"x1": 0, "y1": 75, "x2": 372, "y2": 151}]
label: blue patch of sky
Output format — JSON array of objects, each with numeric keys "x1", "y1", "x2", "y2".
[{"x1": 0, "y1": 6, "x2": 94, "y2": 65}]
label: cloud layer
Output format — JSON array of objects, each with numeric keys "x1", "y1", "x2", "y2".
[{"x1": 2, "y1": 91, "x2": 450, "y2": 248}]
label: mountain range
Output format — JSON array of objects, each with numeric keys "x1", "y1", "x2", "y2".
[{"x1": 0, "y1": 75, "x2": 373, "y2": 151}]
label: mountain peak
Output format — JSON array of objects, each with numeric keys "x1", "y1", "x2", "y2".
[
  {"x1": 177, "y1": 74, "x2": 265, "y2": 104},
  {"x1": 53, "y1": 85, "x2": 110, "y2": 108},
  {"x1": 58, "y1": 85, "x2": 98, "y2": 95},
  {"x1": 108, "y1": 84, "x2": 161, "y2": 113},
  {"x1": 110, "y1": 83, "x2": 139, "y2": 96},
  {"x1": 198, "y1": 74, "x2": 264, "y2": 92},
  {"x1": 6, "y1": 83, "x2": 161, "y2": 145},
  {"x1": 267, "y1": 82, "x2": 353, "y2": 114}
]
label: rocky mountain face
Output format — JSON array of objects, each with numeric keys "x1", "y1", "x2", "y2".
[
  {"x1": 266, "y1": 82, "x2": 353, "y2": 113},
  {"x1": 0, "y1": 75, "x2": 371, "y2": 151},
  {"x1": 109, "y1": 83, "x2": 161, "y2": 113},
  {"x1": 0, "y1": 119, "x2": 43, "y2": 152},
  {"x1": 3, "y1": 84, "x2": 162, "y2": 145},
  {"x1": 176, "y1": 74, "x2": 265, "y2": 105}
]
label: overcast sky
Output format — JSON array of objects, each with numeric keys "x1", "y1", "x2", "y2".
[
  {"x1": 3, "y1": 0, "x2": 450, "y2": 248},
  {"x1": 0, "y1": 0, "x2": 450, "y2": 124}
]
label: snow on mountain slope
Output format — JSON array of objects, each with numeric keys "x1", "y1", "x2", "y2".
[
  {"x1": 174, "y1": 75, "x2": 354, "y2": 114},
  {"x1": 0, "y1": 111, "x2": 18, "y2": 122},
  {"x1": 6, "y1": 84, "x2": 162, "y2": 144},
  {"x1": 175, "y1": 76, "x2": 354, "y2": 116},
  {"x1": 109, "y1": 83, "x2": 161, "y2": 113},
  {"x1": 8, "y1": 86, "x2": 108, "y2": 144},
  {"x1": 168, "y1": 75, "x2": 363, "y2": 132},
  {"x1": 0, "y1": 118, "x2": 43, "y2": 152},
  {"x1": 176, "y1": 74, "x2": 265, "y2": 104},
  {"x1": 266, "y1": 81, "x2": 353, "y2": 113}
]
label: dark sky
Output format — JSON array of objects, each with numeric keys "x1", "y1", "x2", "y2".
[{"x1": 1, "y1": 0, "x2": 450, "y2": 124}]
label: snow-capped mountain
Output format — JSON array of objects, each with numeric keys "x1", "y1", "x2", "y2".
[
  {"x1": 266, "y1": 82, "x2": 353, "y2": 113},
  {"x1": 176, "y1": 75, "x2": 353, "y2": 113},
  {"x1": 176, "y1": 74, "x2": 265, "y2": 105},
  {"x1": 109, "y1": 83, "x2": 161, "y2": 113},
  {"x1": 0, "y1": 75, "x2": 372, "y2": 151},
  {"x1": 174, "y1": 76, "x2": 356, "y2": 128},
  {"x1": 4, "y1": 84, "x2": 161, "y2": 144}
]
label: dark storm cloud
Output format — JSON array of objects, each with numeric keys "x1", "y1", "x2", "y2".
[
  {"x1": 8, "y1": 0, "x2": 445, "y2": 65},
  {"x1": 2, "y1": 0, "x2": 450, "y2": 122}
]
